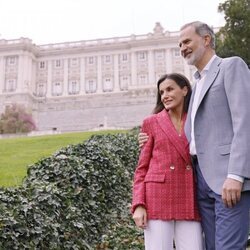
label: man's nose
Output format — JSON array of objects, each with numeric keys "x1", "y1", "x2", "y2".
[{"x1": 180, "y1": 44, "x2": 186, "y2": 53}]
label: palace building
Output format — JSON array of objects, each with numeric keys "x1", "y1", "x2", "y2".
[{"x1": 0, "y1": 23, "x2": 195, "y2": 132}]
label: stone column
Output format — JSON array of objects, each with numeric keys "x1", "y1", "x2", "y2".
[
  {"x1": 31, "y1": 60, "x2": 37, "y2": 95},
  {"x1": 63, "y1": 59, "x2": 68, "y2": 96},
  {"x1": 113, "y1": 54, "x2": 120, "y2": 92},
  {"x1": 130, "y1": 51, "x2": 137, "y2": 86},
  {"x1": 27, "y1": 56, "x2": 33, "y2": 94},
  {"x1": 80, "y1": 57, "x2": 85, "y2": 94},
  {"x1": 97, "y1": 55, "x2": 102, "y2": 93},
  {"x1": 0, "y1": 57, "x2": 4, "y2": 94},
  {"x1": 148, "y1": 50, "x2": 155, "y2": 85},
  {"x1": 47, "y1": 60, "x2": 52, "y2": 98},
  {"x1": 22, "y1": 54, "x2": 33, "y2": 94},
  {"x1": 166, "y1": 49, "x2": 173, "y2": 73},
  {"x1": 17, "y1": 54, "x2": 24, "y2": 92}
]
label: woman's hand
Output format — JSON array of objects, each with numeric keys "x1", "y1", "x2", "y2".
[
  {"x1": 138, "y1": 133, "x2": 149, "y2": 148},
  {"x1": 132, "y1": 206, "x2": 147, "y2": 229}
]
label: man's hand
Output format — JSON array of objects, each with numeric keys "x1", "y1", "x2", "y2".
[
  {"x1": 138, "y1": 132, "x2": 149, "y2": 148},
  {"x1": 222, "y1": 178, "x2": 243, "y2": 208},
  {"x1": 132, "y1": 205, "x2": 147, "y2": 229}
]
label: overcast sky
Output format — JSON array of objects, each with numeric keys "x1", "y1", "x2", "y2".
[{"x1": 0, "y1": 0, "x2": 225, "y2": 45}]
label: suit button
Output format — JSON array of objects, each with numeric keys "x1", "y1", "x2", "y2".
[
  {"x1": 186, "y1": 165, "x2": 191, "y2": 170},
  {"x1": 170, "y1": 165, "x2": 175, "y2": 170}
]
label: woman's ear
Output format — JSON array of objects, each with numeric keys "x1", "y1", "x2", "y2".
[{"x1": 182, "y1": 86, "x2": 188, "y2": 97}]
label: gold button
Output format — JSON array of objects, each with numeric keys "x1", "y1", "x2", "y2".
[
  {"x1": 170, "y1": 165, "x2": 175, "y2": 170},
  {"x1": 186, "y1": 165, "x2": 191, "y2": 170}
]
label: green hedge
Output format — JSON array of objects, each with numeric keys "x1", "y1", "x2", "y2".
[{"x1": 0, "y1": 130, "x2": 144, "y2": 249}]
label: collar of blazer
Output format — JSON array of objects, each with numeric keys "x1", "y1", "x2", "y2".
[
  {"x1": 156, "y1": 109, "x2": 191, "y2": 164},
  {"x1": 184, "y1": 57, "x2": 222, "y2": 142},
  {"x1": 196, "y1": 56, "x2": 222, "y2": 109}
]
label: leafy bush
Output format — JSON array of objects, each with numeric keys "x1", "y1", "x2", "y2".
[
  {"x1": 0, "y1": 130, "x2": 144, "y2": 249},
  {"x1": 0, "y1": 103, "x2": 36, "y2": 134}
]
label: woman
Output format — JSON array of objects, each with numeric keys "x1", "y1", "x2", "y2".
[{"x1": 131, "y1": 73, "x2": 203, "y2": 250}]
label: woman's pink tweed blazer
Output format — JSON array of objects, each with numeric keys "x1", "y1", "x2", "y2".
[{"x1": 132, "y1": 109, "x2": 200, "y2": 221}]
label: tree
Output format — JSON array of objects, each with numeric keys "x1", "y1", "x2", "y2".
[
  {"x1": 215, "y1": 0, "x2": 250, "y2": 66},
  {"x1": 0, "y1": 103, "x2": 36, "y2": 134}
]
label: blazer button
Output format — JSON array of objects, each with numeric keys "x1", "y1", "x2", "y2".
[
  {"x1": 186, "y1": 165, "x2": 191, "y2": 170},
  {"x1": 170, "y1": 165, "x2": 175, "y2": 170}
]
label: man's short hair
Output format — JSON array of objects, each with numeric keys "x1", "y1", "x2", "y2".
[{"x1": 181, "y1": 21, "x2": 216, "y2": 49}]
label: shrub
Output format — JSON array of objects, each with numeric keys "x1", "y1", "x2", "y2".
[
  {"x1": 0, "y1": 130, "x2": 143, "y2": 249},
  {"x1": 0, "y1": 103, "x2": 36, "y2": 134}
]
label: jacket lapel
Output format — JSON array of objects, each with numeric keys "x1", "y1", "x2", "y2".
[
  {"x1": 197, "y1": 57, "x2": 222, "y2": 108},
  {"x1": 185, "y1": 57, "x2": 222, "y2": 143},
  {"x1": 156, "y1": 110, "x2": 190, "y2": 164}
]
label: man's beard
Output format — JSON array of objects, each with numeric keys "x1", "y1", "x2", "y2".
[{"x1": 185, "y1": 46, "x2": 205, "y2": 66}]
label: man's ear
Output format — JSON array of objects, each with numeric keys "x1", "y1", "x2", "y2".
[{"x1": 204, "y1": 34, "x2": 211, "y2": 47}]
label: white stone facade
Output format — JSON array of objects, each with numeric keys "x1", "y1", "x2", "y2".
[{"x1": 0, "y1": 23, "x2": 196, "y2": 132}]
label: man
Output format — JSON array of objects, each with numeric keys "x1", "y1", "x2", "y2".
[{"x1": 139, "y1": 21, "x2": 250, "y2": 249}]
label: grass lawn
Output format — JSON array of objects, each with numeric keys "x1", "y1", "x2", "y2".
[{"x1": 0, "y1": 130, "x2": 125, "y2": 187}]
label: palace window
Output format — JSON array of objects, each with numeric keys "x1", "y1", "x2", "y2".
[
  {"x1": 52, "y1": 82, "x2": 62, "y2": 96},
  {"x1": 39, "y1": 61, "x2": 46, "y2": 69},
  {"x1": 5, "y1": 79, "x2": 16, "y2": 92},
  {"x1": 7, "y1": 56, "x2": 17, "y2": 66},
  {"x1": 104, "y1": 55, "x2": 111, "y2": 64},
  {"x1": 37, "y1": 83, "x2": 46, "y2": 97},
  {"x1": 85, "y1": 79, "x2": 97, "y2": 93},
  {"x1": 138, "y1": 51, "x2": 147, "y2": 61},
  {"x1": 55, "y1": 60, "x2": 62, "y2": 68},
  {"x1": 68, "y1": 80, "x2": 80, "y2": 95},
  {"x1": 138, "y1": 74, "x2": 148, "y2": 85},
  {"x1": 70, "y1": 58, "x2": 79, "y2": 67},
  {"x1": 120, "y1": 75, "x2": 129, "y2": 90},
  {"x1": 119, "y1": 53, "x2": 129, "y2": 63},
  {"x1": 122, "y1": 53, "x2": 128, "y2": 61},
  {"x1": 103, "y1": 77, "x2": 113, "y2": 92},
  {"x1": 88, "y1": 57, "x2": 94, "y2": 65}
]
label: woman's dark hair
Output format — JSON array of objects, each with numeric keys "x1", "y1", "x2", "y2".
[{"x1": 152, "y1": 73, "x2": 192, "y2": 114}]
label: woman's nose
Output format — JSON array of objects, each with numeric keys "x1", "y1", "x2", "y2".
[{"x1": 162, "y1": 92, "x2": 169, "y2": 99}]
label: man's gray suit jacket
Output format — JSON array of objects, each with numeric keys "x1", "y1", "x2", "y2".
[{"x1": 185, "y1": 56, "x2": 250, "y2": 194}]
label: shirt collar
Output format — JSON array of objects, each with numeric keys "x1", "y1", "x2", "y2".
[{"x1": 194, "y1": 55, "x2": 217, "y2": 80}]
